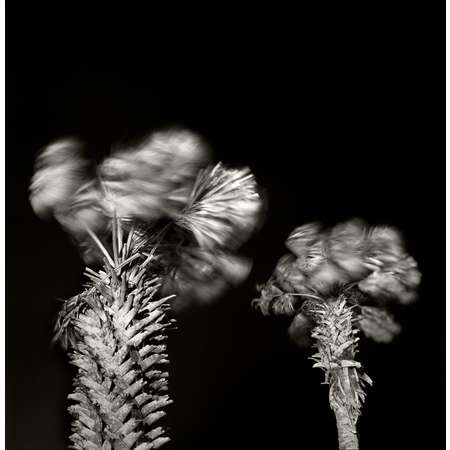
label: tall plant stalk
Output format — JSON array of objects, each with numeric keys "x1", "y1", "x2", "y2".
[
  {"x1": 253, "y1": 220, "x2": 420, "y2": 450},
  {"x1": 30, "y1": 130, "x2": 263, "y2": 449},
  {"x1": 58, "y1": 220, "x2": 174, "y2": 449},
  {"x1": 309, "y1": 297, "x2": 370, "y2": 450}
]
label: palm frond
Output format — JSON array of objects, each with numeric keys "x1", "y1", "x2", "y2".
[
  {"x1": 164, "y1": 247, "x2": 253, "y2": 310},
  {"x1": 53, "y1": 294, "x2": 89, "y2": 350},
  {"x1": 29, "y1": 138, "x2": 90, "y2": 218},
  {"x1": 285, "y1": 222, "x2": 323, "y2": 257},
  {"x1": 328, "y1": 219, "x2": 370, "y2": 280},
  {"x1": 365, "y1": 225, "x2": 405, "y2": 266},
  {"x1": 274, "y1": 254, "x2": 309, "y2": 292},
  {"x1": 176, "y1": 163, "x2": 263, "y2": 249},
  {"x1": 358, "y1": 256, "x2": 421, "y2": 304},
  {"x1": 99, "y1": 129, "x2": 210, "y2": 222},
  {"x1": 30, "y1": 139, "x2": 111, "y2": 263},
  {"x1": 251, "y1": 280, "x2": 285, "y2": 315},
  {"x1": 253, "y1": 218, "x2": 421, "y2": 348},
  {"x1": 357, "y1": 306, "x2": 402, "y2": 343},
  {"x1": 270, "y1": 219, "x2": 421, "y2": 304}
]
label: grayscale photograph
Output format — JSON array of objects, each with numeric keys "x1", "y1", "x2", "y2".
[{"x1": 6, "y1": 3, "x2": 445, "y2": 450}]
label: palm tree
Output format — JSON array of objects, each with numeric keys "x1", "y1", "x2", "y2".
[
  {"x1": 30, "y1": 130, "x2": 263, "y2": 449},
  {"x1": 253, "y1": 219, "x2": 421, "y2": 450}
]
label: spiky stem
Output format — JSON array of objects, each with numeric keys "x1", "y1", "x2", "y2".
[
  {"x1": 58, "y1": 223, "x2": 175, "y2": 450},
  {"x1": 309, "y1": 296, "x2": 372, "y2": 450}
]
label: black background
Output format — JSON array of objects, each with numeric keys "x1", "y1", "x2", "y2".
[{"x1": 6, "y1": 3, "x2": 445, "y2": 450}]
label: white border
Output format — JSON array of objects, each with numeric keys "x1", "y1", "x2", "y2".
[
  {"x1": 0, "y1": 0, "x2": 5, "y2": 448},
  {"x1": 446, "y1": 0, "x2": 449, "y2": 448},
  {"x1": 0, "y1": 4, "x2": 446, "y2": 450}
]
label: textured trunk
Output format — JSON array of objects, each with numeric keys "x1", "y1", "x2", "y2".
[
  {"x1": 333, "y1": 392, "x2": 359, "y2": 449},
  {"x1": 309, "y1": 296, "x2": 371, "y2": 450},
  {"x1": 59, "y1": 223, "x2": 175, "y2": 449}
]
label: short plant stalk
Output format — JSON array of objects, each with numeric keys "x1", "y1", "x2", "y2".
[{"x1": 253, "y1": 220, "x2": 421, "y2": 450}]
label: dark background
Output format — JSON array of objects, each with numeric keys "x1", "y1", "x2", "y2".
[{"x1": 6, "y1": 3, "x2": 445, "y2": 450}]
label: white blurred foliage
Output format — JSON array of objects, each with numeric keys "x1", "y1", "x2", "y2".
[
  {"x1": 285, "y1": 222, "x2": 323, "y2": 257},
  {"x1": 358, "y1": 306, "x2": 402, "y2": 343},
  {"x1": 358, "y1": 256, "x2": 421, "y2": 304},
  {"x1": 288, "y1": 312, "x2": 313, "y2": 348},
  {"x1": 29, "y1": 139, "x2": 109, "y2": 262},
  {"x1": 268, "y1": 219, "x2": 421, "y2": 304},
  {"x1": 328, "y1": 219, "x2": 369, "y2": 279},
  {"x1": 55, "y1": 181, "x2": 106, "y2": 234},
  {"x1": 254, "y1": 219, "x2": 421, "y2": 351},
  {"x1": 30, "y1": 139, "x2": 89, "y2": 218},
  {"x1": 165, "y1": 249, "x2": 253, "y2": 310},
  {"x1": 364, "y1": 225, "x2": 406, "y2": 269},
  {"x1": 30, "y1": 129, "x2": 262, "y2": 302},
  {"x1": 176, "y1": 163, "x2": 262, "y2": 249},
  {"x1": 99, "y1": 129, "x2": 210, "y2": 221}
]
